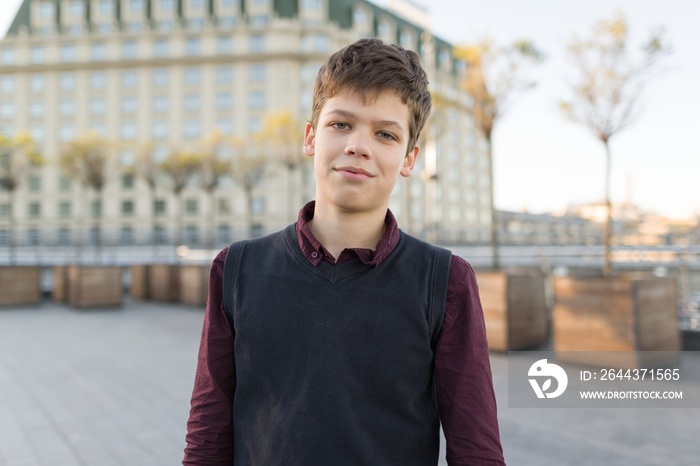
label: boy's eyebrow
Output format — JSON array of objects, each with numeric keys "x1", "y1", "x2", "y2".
[{"x1": 326, "y1": 109, "x2": 406, "y2": 133}]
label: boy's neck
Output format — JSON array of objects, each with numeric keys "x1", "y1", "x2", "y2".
[{"x1": 308, "y1": 202, "x2": 387, "y2": 260}]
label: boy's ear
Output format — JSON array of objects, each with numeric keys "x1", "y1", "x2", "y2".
[
  {"x1": 400, "y1": 145, "x2": 419, "y2": 177},
  {"x1": 303, "y1": 123, "x2": 315, "y2": 157}
]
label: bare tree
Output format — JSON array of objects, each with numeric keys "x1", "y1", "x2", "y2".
[
  {"x1": 227, "y1": 137, "x2": 269, "y2": 238},
  {"x1": 159, "y1": 149, "x2": 203, "y2": 247},
  {"x1": 0, "y1": 132, "x2": 42, "y2": 264},
  {"x1": 60, "y1": 133, "x2": 112, "y2": 261},
  {"x1": 199, "y1": 131, "x2": 233, "y2": 248},
  {"x1": 455, "y1": 39, "x2": 544, "y2": 269},
  {"x1": 258, "y1": 111, "x2": 307, "y2": 223},
  {"x1": 560, "y1": 12, "x2": 670, "y2": 276}
]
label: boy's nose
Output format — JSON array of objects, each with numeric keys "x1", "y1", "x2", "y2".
[{"x1": 344, "y1": 133, "x2": 371, "y2": 158}]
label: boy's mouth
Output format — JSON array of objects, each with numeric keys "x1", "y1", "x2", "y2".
[{"x1": 335, "y1": 166, "x2": 374, "y2": 180}]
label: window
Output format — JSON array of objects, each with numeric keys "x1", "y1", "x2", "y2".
[
  {"x1": 69, "y1": 1, "x2": 83, "y2": 17},
  {"x1": 160, "y1": 0, "x2": 175, "y2": 11},
  {"x1": 250, "y1": 197, "x2": 265, "y2": 215},
  {"x1": 217, "y1": 65, "x2": 232, "y2": 84},
  {"x1": 216, "y1": 92, "x2": 232, "y2": 110},
  {"x1": 59, "y1": 176, "x2": 72, "y2": 191},
  {"x1": 249, "y1": 34, "x2": 264, "y2": 52},
  {"x1": 248, "y1": 116, "x2": 261, "y2": 133},
  {"x1": 152, "y1": 121, "x2": 167, "y2": 139},
  {"x1": 217, "y1": 36, "x2": 232, "y2": 54},
  {"x1": 99, "y1": 0, "x2": 113, "y2": 15},
  {"x1": 30, "y1": 46, "x2": 45, "y2": 64},
  {"x1": 1, "y1": 48, "x2": 15, "y2": 65},
  {"x1": 121, "y1": 123, "x2": 137, "y2": 140},
  {"x1": 28, "y1": 202, "x2": 41, "y2": 218},
  {"x1": 129, "y1": 0, "x2": 144, "y2": 13},
  {"x1": 400, "y1": 30, "x2": 414, "y2": 50},
  {"x1": 222, "y1": 0, "x2": 237, "y2": 6},
  {"x1": 184, "y1": 94, "x2": 200, "y2": 112},
  {"x1": 60, "y1": 73, "x2": 75, "y2": 91},
  {"x1": 122, "y1": 174, "x2": 135, "y2": 188},
  {"x1": 184, "y1": 67, "x2": 200, "y2": 85},
  {"x1": 59, "y1": 201, "x2": 71, "y2": 218},
  {"x1": 121, "y1": 97, "x2": 136, "y2": 114},
  {"x1": 91, "y1": 72, "x2": 106, "y2": 89},
  {"x1": 91, "y1": 123, "x2": 106, "y2": 136},
  {"x1": 218, "y1": 198, "x2": 230, "y2": 214},
  {"x1": 29, "y1": 127, "x2": 44, "y2": 143},
  {"x1": 91, "y1": 99, "x2": 106, "y2": 115},
  {"x1": 153, "y1": 68, "x2": 168, "y2": 86},
  {"x1": 120, "y1": 150, "x2": 135, "y2": 166},
  {"x1": 303, "y1": 0, "x2": 322, "y2": 10},
  {"x1": 60, "y1": 100, "x2": 75, "y2": 116},
  {"x1": 121, "y1": 200, "x2": 134, "y2": 215},
  {"x1": 184, "y1": 226, "x2": 198, "y2": 245},
  {"x1": 61, "y1": 44, "x2": 76, "y2": 62},
  {"x1": 249, "y1": 91, "x2": 265, "y2": 109},
  {"x1": 190, "y1": 0, "x2": 205, "y2": 9},
  {"x1": 0, "y1": 204, "x2": 8, "y2": 217},
  {"x1": 154, "y1": 39, "x2": 168, "y2": 57},
  {"x1": 0, "y1": 103, "x2": 13, "y2": 119},
  {"x1": 185, "y1": 38, "x2": 200, "y2": 56},
  {"x1": 122, "y1": 41, "x2": 137, "y2": 59},
  {"x1": 184, "y1": 120, "x2": 200, "y2": 139},
  {"x1": 57, "y1": 228, "x2": 71, "y2": 245},
  {"x1": 120, "y1": 227, "x2": 134, "y2": 245},
  {"x1": 27, "y1": 229, "x2": 40, "y2": 246},
  {"x1": 249, "y1": 63, "x2": 265, "y2": 81},
  {"x1": 29, "y1": 101, "x2": 44, "y2": 118},
  {"x1": 185, "y1": 199, "x2": 198, "y2": 214},
  {"x1": 29, "y1": 75, "x2": 44, "y2": 92},
  {"x1": 121, "y1": 70, "x2": 137, "y2": 88},
  {"x1": 91, "y1": 43, "x2": 107, "y2": 61},
  {"x1": 152, "y1": 95, "x2": 167, "y2": 113},
  {"x1": 216, "y1": 118, "x2": 232, "y2": 135},
  {"x1": 40, "y1": 2, "x2": 54, "y2": 19},
  {"x1": 28, "y1": 176, "x2": 41, "y2": 192},
  {"x1": 216, "y1": 224, "x2": 230, "y2": 243},
  {"x1": 154, "y1": 199, "x2": 166, "y2": 215},
  {"x1": 59, "y1": 125, "x2": 74, "y2": 142},
  {"x1": 0, "y1": 76, "x2": 13, "y2": 93},
  {"x1": 90, "y1": 200, "x2": 102, "y2": 218}
]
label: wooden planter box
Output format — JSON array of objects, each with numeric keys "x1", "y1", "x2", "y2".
[
  {"x1": 477, "y1": 271, "x2": 548, "y2": 352},
  {"x1": 0, "y1": 266, "x2": 42, "y2": 306},
  {"x1": 553, "y1": 276, "x2": 680, "y2": 368},
  {"x1": 148, "y1": 264, "x2": 180, "y2": 302},
  {"x1": 52, "y1": 266, "x2": 68, "y2": 302},
  {"x1": 67, "y1": 265, "x2": 123, "y2": 308},
  {"x1": 129, "y1": 264, "x2": 150, "y2": 300},
  {"x1": 179, "y1": 264, "x2": 210, "y2": 307}
]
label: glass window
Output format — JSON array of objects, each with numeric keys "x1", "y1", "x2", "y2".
[
  {"x1": 249, "y1": 116, "x2": 261, "y2": 133},
  {"x1": 121, "y1": 70, "x2": 137, "y2": 88},
  {"x1": 152, "y1": 121, "x2": 167, "y2": 139},
  {"x1": 121, "y1": 200, "x2": 134, "y2": 215},
  {"x1": 28, "y1": 176, "x2": 41, "y2": 192},
  {"x1": 153, "y1": 68, "x2": 168, "y2": 86},
  {"x1": 120, "y1": 227, "x2": 134, "y2": 245},
  {"x1": 129, "y1": 0, "x2": 144, "y2": 13},
  {"x1": 0, "y1": 76, "x2": 13, "y2": 94},
  {"x1": 249, "y1": 34, "x2": 264, "y2": 52},
  {"x1": 91, "y1": 99, "x2": 106, "y2": 115},
  {"x1": 0, "y1": 204, "x2": 8, "y2": 217},
  {"x1": 160, "y1": 0, "x2": 175, "y2": 11},
  {"x1": 249, "y1": 91, "x2": 265, "y2": 109},
  {"x1": 1, "y1": 48, "x2": 15, "y2": 65},
  {"x1": 185, "y1": 199, "x2": 198, "y2": 214},
  {"x1": 28, "y1": 202, "x2": 41, "y2": 218},
  {"x1": 60, "y1": 100, "x2": 75, "y2": 116},
  {"x1": 99, "y1": 0, "x2": 113, "y2": 15},
  {"x1": 190, "y1": 0, "x2": 205, "y2": 9},
  {"x1": 122, "y1": 41, "x2": 137, "y2": 59},
  {"x1": 222, "y1": 0, "x2": 237, "y2": 6},
  {"x1": 184, "y1": 225, "x2": 198, "y2": 245},
  {"x1": 27, "y1": 229, "x2": 40, "y2": 246},
  {"x1": 59, "y1": 176, "x2": 72, "y2": 191},
  {"x1": 60, "y1": 73, "x2": 75, "y2": 91},
  {"x1": 91, "y1": 123, "x2": 106, "y2": 136},
  {"x1": 154, "y1": 199, "x2": 166, "y2": 215},
  {"x1": 29, "y1": 127, "x2": 44, "y2": 143},
  {"x1": 122, "y1": 174, "x2": 135, "y2": 188},
  {"x1": 120, "y1": 150, "x2": 135, "y2": 166},
  {"x1": 249, "y1": 63, "x2": 265, "y2": 81},
  {"x1": 59, "y1": 201, "x2": 71, "y2": 218},
  {"x1": 90, "y1": 200, "x2": 102, "y2": 218},
  {"x1": 30, "y1": 101, "x2": 44, "y2": 118},
  {"x1": 57, "y1": 228, "x2": 71, "y2": 246},
  {"x1": 154, "y1": 39, "x2": 168, "y2": 57},
  {"x1": 91, "y1": 43, "x2": 107, "y2": 61},
  {"x1": 185, "y1": 38, "x2": 200, "y2": 56},
  {"x1": 0, "y1": 103, "x2": 13, "y2": 119},
  {"x1": 184, "y1": 67, "x2": 200, "y2": 85},
  {"x1": 30, "y1": 74, "x2": 45, "y2": 91},
  {"x1": 217, "y1": 65, "x2": 232, "y2": 84},
  {"x1": 121, "y1": 96, "x2": 136, "y2": 114},
  {"x1": 251, "y1": 197, "x2": 265, "y2": 215},
  {"x1": 30, "y1": 46, "x2": 45, "y2": 64},
  {"x1": 216, "y1": 92, "x2": 232, "y2": 110},
  {"x1": 184, "y1": 94, "x2": 200, "y2": 112},
  {"x1": 59, "y1": 125, "x2": 74, "y2": 141},
  {"x1": 69, "y1": 1, "x2": 83, "y2": 17},
  {"x1": 40, "y1": 2, "x2": 54, "y2": 18},
  {"x1": 121, "y1": 123, "x2": 137, "y2": 140},
  {"x1": 152, "y1": 95, "x2": 167, "y2": 113},
  {"x1": 217, "y1": 36, "x2": 232, "y2": 54},
  {"x1": 216, "y1": 118, "x2": 232, "y2": 135},
  {"x1": 91, "y1": 72, "x2": 106, "y2": 89},
  {"x1": 61, "y1": 44, "x2": 76, "y2": 62},
  {"x1": 184, "y1": 120, "x2": 200, "y2": 139}
]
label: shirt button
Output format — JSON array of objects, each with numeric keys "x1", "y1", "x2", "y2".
[{"x1": 311, "y1": 251, "x2": 319, "y2": 259}]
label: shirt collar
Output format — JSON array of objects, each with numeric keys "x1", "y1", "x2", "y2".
[{"x1": 295, "y1": 201, "x2": 400, "y2": 267}]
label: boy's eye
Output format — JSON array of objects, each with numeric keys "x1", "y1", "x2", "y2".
[
  {"x1": 377, "y1": 131, "x2": 397, "y2": 141},
  {"x1": 331, "y1": 122, "x2": 350, "y2": 130}
]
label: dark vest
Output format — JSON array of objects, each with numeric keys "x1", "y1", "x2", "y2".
[{"x1": 223, "y1": 224, "x2": 452, "y2": 466}]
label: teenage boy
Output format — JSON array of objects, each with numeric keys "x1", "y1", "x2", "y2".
[{"x1": 184, "y1": 38, "x2": 505, "y2": 466}]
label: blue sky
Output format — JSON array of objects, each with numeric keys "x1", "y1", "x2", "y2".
[{"x1": 2, "y1": 0, "x2": 699, "y2": 219}]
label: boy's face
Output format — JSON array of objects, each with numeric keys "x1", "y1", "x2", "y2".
[{"x1": 303, "y1": 90, "x2": 418, "y2": 216}]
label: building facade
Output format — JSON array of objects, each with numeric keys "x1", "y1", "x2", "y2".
[{"x1": 0, "y1": 0, "x2": 493, "y2": 252}]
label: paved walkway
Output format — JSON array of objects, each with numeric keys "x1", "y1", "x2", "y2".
[{"x1": 0, "y1": 300, "x2": 698, "y2": 466}]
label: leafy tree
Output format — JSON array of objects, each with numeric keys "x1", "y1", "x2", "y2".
[
  {"x1": 60, "y1": 133, "x2": 111, "y2": 260},
  {"x1": 258, "y1": 111, "x2": 307, "y2": 222},
  {"x1": 559, "y1": 12, "x2": 670, "y2": 276},
  {"x1": 455, "y1": 39, "x2": 543, "y2": 269},
  {"x1": 0, "y1": 132, "x2": 42, "y2": 264}
]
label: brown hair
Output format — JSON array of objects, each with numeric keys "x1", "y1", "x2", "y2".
[{"x1": 310, "y1": 38, "x2": 432, "y2": 154}]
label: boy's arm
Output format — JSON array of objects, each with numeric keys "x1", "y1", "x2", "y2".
[
  {"x1": 435, "y1": 255, "x2": 506, "y2": 466},
  {"x1": 183, "y1": 248, "x2": 236, "y2": 465}
]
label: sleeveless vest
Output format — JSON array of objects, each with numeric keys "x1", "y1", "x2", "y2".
[{"x1": 223, "y1": 224, "x2": 451, "y2": 466}]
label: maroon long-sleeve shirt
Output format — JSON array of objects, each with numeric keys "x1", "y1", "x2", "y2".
[{"x1": 184, "y1": 202, "x2": 505, "y2": 465}]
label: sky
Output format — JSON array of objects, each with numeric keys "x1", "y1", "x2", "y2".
[{"x1": 1, "y1": 0, "x2": 698, "y2": 219}]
